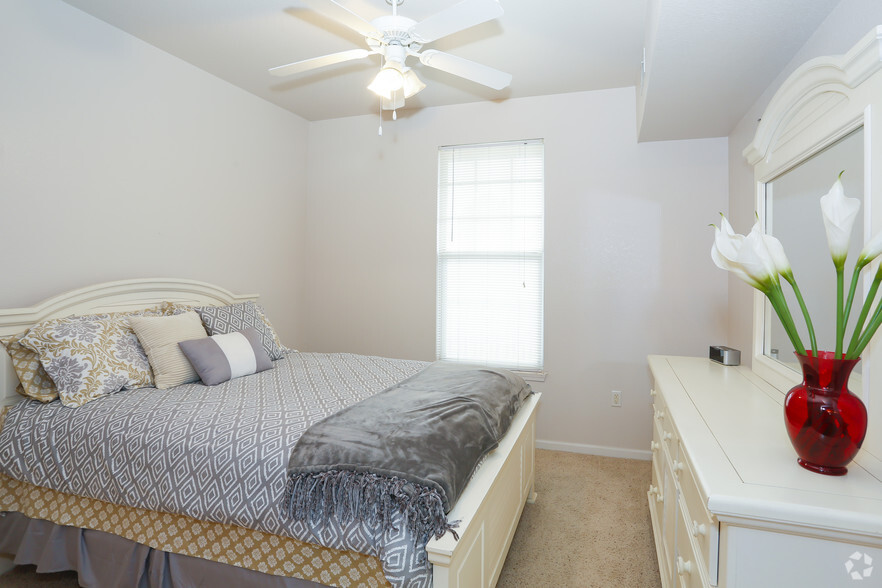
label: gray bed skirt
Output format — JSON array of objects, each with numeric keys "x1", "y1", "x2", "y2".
[{"x1": 0, "y1": 512, "x2": 324, "y2": 587}]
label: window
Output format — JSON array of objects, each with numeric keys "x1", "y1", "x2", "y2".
[{"x1": 436, "y1": 140, "x2": 545, "y2": 371}]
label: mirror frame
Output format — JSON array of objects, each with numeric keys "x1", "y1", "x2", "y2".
[{"x1": 744, "y1": 26, "x2": 882, "y2": 394}]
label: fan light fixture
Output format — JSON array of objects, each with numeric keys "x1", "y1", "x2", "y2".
[
  {"x1": 367, "y1": 66, "x2": 404, "y2": 99},
  {"x1": 368, "y1": 64, "x2": 425, "y2": 102},
  {"x1": 401, "y1": 69, "x2": 426, "y2": 98}
]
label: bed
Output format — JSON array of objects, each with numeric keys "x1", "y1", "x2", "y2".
[{"x1": 0, "y1": 278, "x2": 540, "y2": 588}]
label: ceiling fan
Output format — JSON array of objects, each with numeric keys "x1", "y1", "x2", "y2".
[{"x1": 269, "y1": 0, "x2": 512, "y2": 113}]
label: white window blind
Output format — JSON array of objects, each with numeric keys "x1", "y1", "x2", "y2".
[{"x1": 436, "y1": 139, "x2": 545, "y2": 371}]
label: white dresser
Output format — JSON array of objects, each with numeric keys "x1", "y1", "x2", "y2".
[{"x1": 647, "y1": 355, "x2": 882, "y2": 588}]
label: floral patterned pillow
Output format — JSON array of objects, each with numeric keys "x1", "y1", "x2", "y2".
[
  {"x1": 0, "y1": 334, "x2": 59, "y2": 403},
  {"x1": 19, "y1": 308, "x2": 164, "y2": 408}
]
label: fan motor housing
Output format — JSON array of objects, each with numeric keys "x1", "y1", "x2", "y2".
[{"x1": 372, "y1": 15, "x2": 417, "y2": 46}]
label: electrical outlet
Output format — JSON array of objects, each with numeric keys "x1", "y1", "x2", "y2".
[{"x1": 611, "y1": 390, "x2": 622, "y2": 407}]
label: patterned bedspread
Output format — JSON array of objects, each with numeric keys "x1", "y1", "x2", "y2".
[{"x1": 0, "y1": 351, "x2": 438, "y2": 587}]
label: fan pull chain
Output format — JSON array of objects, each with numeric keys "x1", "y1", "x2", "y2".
[{"x1": 378, "y1": 99, "x2": 383, "y2": 136}]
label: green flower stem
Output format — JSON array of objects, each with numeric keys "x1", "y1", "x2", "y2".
[
  {"x1": 836, "y1": 266, "x2": 845, "y2": 358},
  {"x1": 846, "y1": 265, "x2": 882, "y2": 357},
  {"x1": 842, "y1": 261, "x2": 865, "y2": 341},
  {"x1": 850, "y1": 298, "x2": 882, "y2": 358},
  {"x1": 782, "y1": 273, "x2": 817, "y2": 356},
  {"x1": 767, "y1": 284, "x2": 805, "y2": 354}
]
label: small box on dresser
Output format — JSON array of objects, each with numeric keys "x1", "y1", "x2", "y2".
[{"x1": 647, "y1": 355, "x2": 882, "y2": 588}]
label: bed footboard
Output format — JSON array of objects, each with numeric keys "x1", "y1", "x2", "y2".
[{"x1": 427, "y1": 392, "x2": 540, "y2": 588}]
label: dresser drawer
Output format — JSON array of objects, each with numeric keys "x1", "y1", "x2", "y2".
[
  {"x1": 652, "y1": 402, "x2": 679, "y2": 460},
  {"x1": 649, "y1": 451, "x2": 664, "y2": 506},
  {"x1": 650, "y1": 422, "x2": 664, "y2": 502},
  {"x1": 649, "y1": 400, "x2": 670, "y2": 587},
  {"x1": 647, "y1": 472, "x2": 668, "y2": 586},
  {"x1": 675, "y1": 497, "x2": 709, "y2": 588},
  {"x1": 650, "y1": 386, "x2": 663, "y2": 411},
  {"x1": 676, "y1": 444, "x2": 718, "y2": 583}
]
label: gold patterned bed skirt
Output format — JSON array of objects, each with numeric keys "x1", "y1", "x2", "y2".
[{"x1": 0, "y1": 405, "x2": 389, "y2": 588}]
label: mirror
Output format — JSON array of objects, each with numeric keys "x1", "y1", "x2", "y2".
[
  {"x1": 763, "y1": 127, "x2": 865, "y2": 373},
  {"x1": 745, "y1": 27, "x2": 882, "y2": 458}
]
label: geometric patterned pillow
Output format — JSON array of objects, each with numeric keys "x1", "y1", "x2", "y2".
[
  {"x1": 163, "y1": 300, "x2": 285, "y2": 354},
  {"x1": 0, "y1": 333, "x2": 59, "y2": 403},
  {"x1": 18, "y1": 307, "x2": 164, "y2": 408},
  {"x1": 251, "y1": 303, "x2": 286, "y2": 353},
  {"x1": 194, "y1": 301, "x2": 284, "y2": 360}
]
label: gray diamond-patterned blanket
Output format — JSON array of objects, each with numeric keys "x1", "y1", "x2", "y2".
[{"x1": 0, "y1": 352, "x2": 442, "y2": 587}]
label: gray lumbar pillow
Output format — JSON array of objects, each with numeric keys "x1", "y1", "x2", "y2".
[{"x1": 178, "y1": 327, "x2": 272, "y2": 386}]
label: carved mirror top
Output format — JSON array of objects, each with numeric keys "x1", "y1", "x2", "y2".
[{"x1": 745, "y1": 26, "x2": 882, "y2": 172}]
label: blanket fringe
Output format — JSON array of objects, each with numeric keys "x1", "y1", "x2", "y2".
[{"x1": 282, "y1": 470, "x2": 460, "y2": 545}]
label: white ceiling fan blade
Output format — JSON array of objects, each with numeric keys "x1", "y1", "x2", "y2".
[
  {"x1": 301, "y1": 0, "x2": 381, "y2": 39},
  {"x1": 419, "y1": 50, "x2": 511, "y2": 90},
  {"x1": 409, "y1": 0, "x2": 503, "y2": 44},
  {"x1": 269, "y1": 49, "x2": 371, "y2": 77}
]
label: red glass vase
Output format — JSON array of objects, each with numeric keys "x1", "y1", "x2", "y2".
[{"x1": 783, "y1": 351, "x2": 868, "y2": 475}]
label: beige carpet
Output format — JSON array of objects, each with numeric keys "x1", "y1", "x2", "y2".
[
  {"x1": 0, "y1": 450, "x2": 661, "y2": 588},
  {"x1": 496, "y1": 450, "x2": 661, "y2": 587}
]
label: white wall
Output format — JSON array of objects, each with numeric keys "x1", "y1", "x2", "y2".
[
  {"x1": 727, "y1": 0, "x2": 882, "y2": 360},
  {"x1": 0, "y1": 0, "x2": 310, "y2": 347},
  {"x1": 2, "y1": 1, "x2": 731, "y2": 456},
  {"x1": 305, "y1": 88, "x2": 729, "y2": 456}
]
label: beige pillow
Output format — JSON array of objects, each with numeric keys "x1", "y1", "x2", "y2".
[
  {"x1": 129, "y1": 312, "x2": 208, "y2": 389},
  {"x1": 1, "y1": 334, "x2": 59, "y2": 403}
]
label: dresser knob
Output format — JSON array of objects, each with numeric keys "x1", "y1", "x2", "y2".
[
  {"x1": 650, "y1": 389, "x2": 657, "y2": 397},
  {"x1": 650, "y1": 441, "x2": 660, "y2": 452},
  {"x1": 655, "y1": 410, "x2": 665, "y2": 420},
  {"x1": 663, "y1": 432, "x2": 673, "y2": 442},
  {"x1": 677, "y1": 556, "x2": 693, "y2": 576},
  {"x1": 692, "y1": 521, "x2": 708, "y2": 537},
  {"x1": 674, "y1": 461, "x2": 685, "y2": 473}
]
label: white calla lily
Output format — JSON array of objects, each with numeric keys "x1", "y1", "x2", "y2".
[
  {"x1": 711, "y1": 214, "x2": 807, "y2": 355},
  {"x1": 711, "y1": 218, "x2": 759, "y2": 289},
  {"x1": 712, "y1": 241, "x2": 763, "y2": 290},
  {"x1": 762, "y1": 233, "x2": 793, "y2": 279},
  {"x1": 711, "y1": 216, "x2": 777, "y2": 291},
  {"x1": 713, "y1": 215, "x2": 742, "y2": 257},
  {"x1": 857, "y1": 230, "x2": 882, "y2": 266},
  {"x1": 820, "y1": 175, "x2": 861, "y2": 267},
  {"x1": 738, "y1": 221, "x2": 779, "y2": 286}
]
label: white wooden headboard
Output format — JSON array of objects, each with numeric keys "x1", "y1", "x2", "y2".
[{"x1": 0, "y1": 278, "x2": 258, "y2": 406}]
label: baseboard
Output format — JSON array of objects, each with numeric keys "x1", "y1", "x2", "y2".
[{"x1": 536, "y1": 439, "x2": 652, "y2": 461}]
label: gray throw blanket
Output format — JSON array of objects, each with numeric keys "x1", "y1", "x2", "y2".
[{"x1": 282, "y1": 361, "x2": 532, "y2": 546}]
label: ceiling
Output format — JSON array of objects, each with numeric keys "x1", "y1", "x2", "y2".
[{"x1": 61, "y1": 0, "x2": 843, "y2": 141}]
